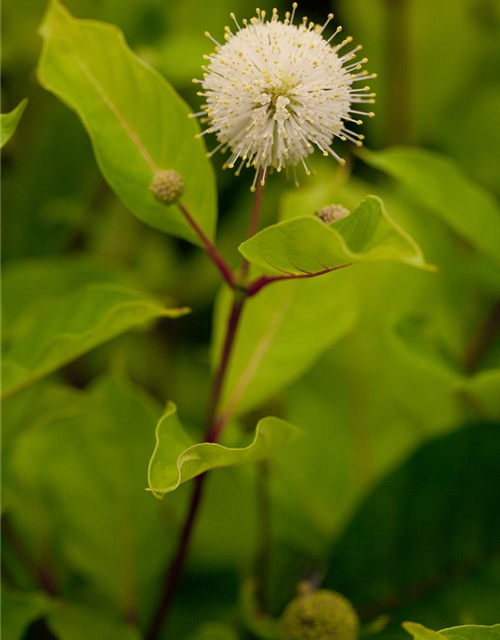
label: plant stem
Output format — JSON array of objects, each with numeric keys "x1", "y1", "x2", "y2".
[
  {"x1": 147, "y1": 182, "x2": 266, "y2": 639},
  {"x1": 463, "y1": 299, "x2": 500, "y2": 374},
  {"x1": 254, "y1": 460, "x2": 272, "y2": 611},
  {"x1": 178, "y1": 202, "x2": 235, "y2": 289},
  {"x1": 385, "y1": 0, "x2": 411, "y2": 144},
  {"x1": 240, "y1": 168, "x2": 265, "y2": 281}
]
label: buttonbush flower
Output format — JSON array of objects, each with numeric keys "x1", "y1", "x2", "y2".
[{"x1": 191, "y1": 5, "x2": 376, "y2": 190}]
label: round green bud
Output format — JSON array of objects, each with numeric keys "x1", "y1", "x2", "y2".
[
  {"x1": 315, "y1": 204, "x2": 350, "y2": 225},
  {"x1": 150, "y1": 170, "x2": 184, "y2": 205},
  {"x1": 280, "y1": 589, "x2": 360, "y2": 640}
]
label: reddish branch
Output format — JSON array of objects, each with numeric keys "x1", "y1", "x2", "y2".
[
  {"x1": 178, "y1": 202, "x2": 235, "y2": 289},
  {"x1": 246, "y1": 263, "x2": 352, "y2": 297},
  {"x1": 146, "y1": 293, "x2": 246, "y2": 640}
]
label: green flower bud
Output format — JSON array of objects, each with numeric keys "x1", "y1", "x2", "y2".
[
  {"x1": 280, "y1": 588, "x2": 359, "y2": 640},
  {"x1": 315, "y1": 205, "x2": 350, "y2": 225},
  {"x1": 150, "y1": 169, "x2": 184, "y2": 205}
]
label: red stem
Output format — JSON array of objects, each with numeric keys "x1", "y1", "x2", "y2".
[
  {"x1": 146, "y1": 293, "x2": 246, "y2": 640},
  {"x1": 178, "y1": 203, "x2": 235, "y2": 289},
  {"x1": 246, "y1": 263, "x2": 352, "y2": 297},
  {"x1": 240, "y1": 168, "x2": 265, "y2": 281}
]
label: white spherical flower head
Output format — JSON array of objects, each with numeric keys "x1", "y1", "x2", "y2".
[{"x1": 192, "y1": 5, "x2": 376, "y2": 190}]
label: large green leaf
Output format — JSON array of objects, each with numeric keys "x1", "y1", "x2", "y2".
[
  {"x1": 37, "y1": 0, "x2": 216, "y2": 244},
  {"x1": 325, "y1": 423, "x2": 500, "y2": 631},
  {"x1": 1, "y1": 282, "x2": 189, "y2": 398},
  {"x1": 239, "y1": 196, "x2": 431, "y2": 277},
  {"x1": 0, "y1": 588, "x2": 52, "y2": 640},
  {"x1": 404, "y1": 623, "x2": 500, "y2": 640},
  {"x1": 0, "y1": 99, "x2": 28, "y2": 148},
  {"x1": 5, "y1": 377, "x2": 173, "y2": 619},
  {"x1": 148, "y1": 403, "x2": 301, "y2": 498},
  {"x1": 212, "y1": 268, "x2": 358, "y2": 417},
  {"x1": 361, "y1": 147, "x2": 500, "y2": 267}
]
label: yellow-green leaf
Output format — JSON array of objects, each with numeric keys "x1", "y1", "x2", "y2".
[
  {"x1": 239, "y1": 196, "x2": 433, "y2": 277},
  {"x1": 0, "y1": 99, "x2": 28, "y2": 148},
  {"x1": 1, "y1": 283, "x2": 189, "y2": 399},
  {"x1": 361, "y1": 147, "x2": 500, "y2": 267},
  {"x1": 37, "y1": 0, "x2": 216, "y2": 245}
]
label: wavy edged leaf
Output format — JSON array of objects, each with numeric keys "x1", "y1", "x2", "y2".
[
  {"x1": 326, "y1": 422, "x2": 500, "y2": 629},
  {"x1": 1, "y1": 283, "x2": 189, "y2": 399},
  {"x1": 0, "y1": 99, "x2": 28, "y2": 147},
  {"x1": 37, "y1": 0, "x2": 216, "y2": 245},
  {"x1": 148, "y1": 403, "x2": 301, "y2": 498},
  {"x1": 239, "y1": 196, "x2": 433, "y2": 277},
  {"x1": 361, "y1": 147, "x2": 500, "y2": 267},
  {"x1": 404, "y1": 623, "x2": 500, "y2": 640}
]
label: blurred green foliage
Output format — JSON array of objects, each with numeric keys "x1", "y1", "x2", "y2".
[{"x1": 1, "y1": 0, "x2": 500, "y2": 639}]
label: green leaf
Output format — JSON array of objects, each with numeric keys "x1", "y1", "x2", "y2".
[
  {"x1": 1, "y1": 255, "x2": 126, "y2": 342},
  {"x1": 404, "y1": 623, "x2": 500, "y2": 640},
  {"x1": 361, "y1": 147, "x2": 500, "y2": 267},
  {"x1": 0, "y1": 99, "x2": 28, "y2": 148},
  {"x1": 148, "y1": 403, "x2": 301, "y2": 498},
  {"x1": 212, "y1": 268, "x2": 358, "y2": 417},
  {"x1": 37, "y1": 0, "x2": 216, "y2": 245},
  {"x1": 239, "y1": 196, "x2": 432, "y2": 277},
  {"x1": 403, "y1": 624, "x2": 444, "y2": 640},
  {"x1": 325, "y1": 423, "x2": 500, "y2": 629},
  {"x1": 1, "y1": 282, "x2": 189, "y2": 399},
  {"x1": 47, "y1": 603, "x2": 143, "y2": 640},
  {"x1": 0, "y1": 588, "x2": 52, "y2": 640},
  {"x1": 5, "y1": 377, "x2": 171, "y2": 618}
]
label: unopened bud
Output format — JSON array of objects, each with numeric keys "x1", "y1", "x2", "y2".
[
  {"x1": 280, "y1": 588, "x2": 359, "y2": 640},
  {"x1": 150, "y1": 170, "x2": 184, "y2": 205},
  {"x1": 315, "y1": 204, "x2": 350, "y2": 225}
]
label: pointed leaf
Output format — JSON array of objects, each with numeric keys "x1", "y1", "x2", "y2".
[
  {"x1": 239, "y1": 196, "x2": 432, "y2": 277},
  {"x1": 361, "y1": 147, "x2": 500, "y2": 267},
  {"x1": 404, "y1": 623, "x2": 500, "y2": 640},
  {"x1": 0, "y1": 99, "x2": 28, "y2": 147},
  {"x1": 1, "y1": 283, "x2": 189, "y2": 399},
  {"x1": 148, "y1": 403, "x2": 301, "y2": 498},
  {"x1": 37, "y1": 0, "x2": 216, "y2": 244}
]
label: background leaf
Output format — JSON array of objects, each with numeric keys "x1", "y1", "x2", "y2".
[
  {"x1": 148, "y1": 404, "x2": 301, "y2": 498},
  {"x1": 47, "y1": 603, "x2": 143, "y2": 640},
  {"x1": 361, "y1": 147, "x2": 500, "y2": 267},
  {"x1": 212, "y1": 268, "x2": 358, "y2": 416},
  {"x1": 1, "y1": 282, "x2": 189, "y2": 398},
  {"x1": 239, "y1": 196, "x2": 430, "y2": 276},
  {"x1": 37, "y1": 0, "x2": 217, "y2": 244},
  {"x1": 0, "y1": 99, "x2": 28, "y2": 148},
  {"x1": 325, "y1": 423, "x2": 500, "y2": 632},
  {"x1": 4, "y1": 376, "x2": 175, "y2": 623}
]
